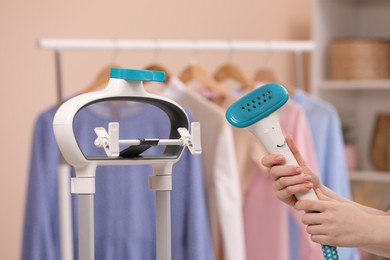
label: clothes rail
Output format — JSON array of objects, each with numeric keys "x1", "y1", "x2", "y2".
[
  {"x1": 38, "y1": 38, "x2": 314, "y2": 260},
  {"x1": 38, "y1": 39, "x2": 314, "y2": 52},
  {"x1": 38, "y1": 38, "x2": 315, "y2": 100}
]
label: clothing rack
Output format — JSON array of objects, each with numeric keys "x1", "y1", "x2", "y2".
[
  {"x1": 38, "y1": 39, "x2": 315, "y2": 102},
  {"x1": 38, "y1": 38, "x2": 315, "y2": 260},
  {"x1": 39, "y1": 39, "x2": 314, "y2": 52}
]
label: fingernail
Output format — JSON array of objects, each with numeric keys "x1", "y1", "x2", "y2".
[
  {"x1": 277, "y1": 156, "x2": 285, "y2": 161},
  {"x1": 296, "y1": 167, "x2": 302, "y2": 174},
  {"x1": 303, "y1": 175, "x2": 312, "y2": 181},
  {"x1": 306, "y1": 183, "x2": 313, "y2": 188}
]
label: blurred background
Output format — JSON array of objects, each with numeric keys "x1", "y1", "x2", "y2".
[
  {"x1": 2, "y1": 0, "x2": 390, "y2": 259},
  {"x1": 0, "y1": 1, "x2": 311, "y2": 258}
]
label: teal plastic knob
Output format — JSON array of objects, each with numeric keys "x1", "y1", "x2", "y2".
[{"x1": 110, "y1": 68, "x2": 166, "y2": 82}]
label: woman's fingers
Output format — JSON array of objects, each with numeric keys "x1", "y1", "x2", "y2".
[
  {"x1": 269, "y1": 163, "x2": 314, "y2": 202},
  {"x1": 269, "y1": 164, "x2": 303, "y2": 180},
  {"x1": 310, "y1": 231, "x2": 338, "y2": 246},
  {"x1": 276, "y1": 183, "x2": 314, "y2": 201},
  {"x1": 310, "y1": 235, "x2": 334, "y2": 246},
  {"x1": 295, "y1": 200, "x2": 328, "y2": 212},
  {"x1": 301, "y1": 211, "x2": 326, "y2": 225},
  {"x1": 286, "y1": 135, "x2": 308, "y2": 167},
  {"x1": 273, "y1": 172, "x2": 312, "y2": 190},
  {"x1": 306, "y1": 223, "x2": 328, "y2": 235},
  {"x1": 261, "y1": 153, "x2": 285, "y2": 168},
  {"x1": 315, "y1": 188, "x2": 334, "y2": 201}
]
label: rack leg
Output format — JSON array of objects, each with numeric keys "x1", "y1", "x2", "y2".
[
  {"x1": 150, "y1": 163, "x2": 173, "y2": 260},
  {"x1": 58, "y1": 164, "x2": 74, "y2": 260},
  {"x1": 156, "y1": 190, "x2": 171, "y2": 260},
  {"x1": 78, "y1": 194, "x2": 95, "y2": 260}
]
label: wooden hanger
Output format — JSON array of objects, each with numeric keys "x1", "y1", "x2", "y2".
[
  {"x1": 179, "y1": 64, "x2": 230, "y2": 97},
  {"x1": 253, "y1": 68, "x2": 278, "y2": 83},
  {"x1": 144, "y1": 63, "x2": 171, "y2": 82},
  {"x1": 214, "y1": 63, "x2": 254, "y2": 90},
  {"x1": 83, "y1": 64, "x2": 122, "y2": 93},
  {"x1": 253, "y1": 67, "x2": 296, "y2": 94}
]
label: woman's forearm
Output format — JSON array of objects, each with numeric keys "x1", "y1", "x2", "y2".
[
  {"x1": 361, "y1": 215, "x2": 390, "y2": 257},
  {"x1": 320, "y1": 185, "x2": 386, "y2": 215},
  {"x1": 361, "y1": 246, "x2": 390, "y2": 258},
  {"x1": 320, "y1": 185, "x2": 390, "y2": 256}
]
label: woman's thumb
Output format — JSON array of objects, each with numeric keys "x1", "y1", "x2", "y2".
[{"x1": 286, "y1": 135, "x2": 307, "y2": 167}]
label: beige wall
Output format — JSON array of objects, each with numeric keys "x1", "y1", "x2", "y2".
[{"x1": 0, "y1": 0, "x2": 312, "y2": 259}]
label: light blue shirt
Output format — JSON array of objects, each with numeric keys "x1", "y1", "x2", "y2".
[
  {"x1": 292, "y1": 89, "x2": 359, "y2": 260},
  {"x1": 22, "y1": 102, "x2": 213, "y2": 260}
]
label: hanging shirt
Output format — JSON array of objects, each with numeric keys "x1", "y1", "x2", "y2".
[
  {"x1": 243, "y1": 166, "x2": 290, "y2": 260},
  {"x1": 281, "y1": 100, "x2": 323, "y2": 260},
  {"x1": 292, "y1": 89, "x2": 359, "y2": 260},
  {"x1": 164, "y1": 77, "x2": 246, "y2": 260},
  {"x1": 221, "y1": 93, "x2": 323, "y2": 260},
  {"x1": 22, "y1": 101, "x2": 213, "y2": 260}
]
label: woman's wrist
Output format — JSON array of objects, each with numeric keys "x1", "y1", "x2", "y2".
[
  {"x1": 371, "y1": 215, "x2": 390, "y2": 247},
  {"x1": 361, "y1": 214, "x2": 390, "y2": 258}
]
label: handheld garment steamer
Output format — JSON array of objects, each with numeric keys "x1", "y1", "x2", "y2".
[
  {"x1": 225, "y1": 82, "x2": 339, "y2": 260},
  {"x1": 53, "y1": 68, "x2": 201, "y2": 260}
]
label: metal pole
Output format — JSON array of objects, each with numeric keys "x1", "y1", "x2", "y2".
[
  {"x1": 39, "y1": 39, "x2": 315, "y2": 53},
  {"x1": 294, "y1": 50, "x2": 304, "y2": 88},
  {"x1": 55, "y1": 50, "x2": 64, "y2": 107},
  {"x1": 156, "y1": 191, "x2": 171, "y2": 260},
  {"x1": 55, "y1": 50, "x2": 74, "y2": 260},
  {"x1": 78, "y1": 195, "x2": 95, "y2": 260},
  {"x1": 150, "y1": 164, "x2": 173, "y2": 260},
  {"x1": 58, "y1": 164, "x2": 74, "y2": 260}
]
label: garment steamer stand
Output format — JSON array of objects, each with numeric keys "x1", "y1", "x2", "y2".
[{"x1": 53, "y1": 68, "x2": 201, "y2": 260}]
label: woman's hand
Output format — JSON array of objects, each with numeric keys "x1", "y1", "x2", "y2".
[
  {"x1": 262, "y1": 136, "x2": 390, "y2": 256},
  {"x1": 261, "y1": 136, "x2": 321, "y2": 207},
  {"x1": 295, "y1": 189, "x2": 375, "y2": 248}
]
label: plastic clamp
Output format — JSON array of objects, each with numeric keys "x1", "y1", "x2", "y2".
[
  {"x1": 178, "y1": 122, "x2": 202, "y2": 154},
  {"x1": 148, "y1": 175, "x2": 172, "y2": 191},
  {"x1": 71, "y1": 177, "x2": 96, "y2": 194}
]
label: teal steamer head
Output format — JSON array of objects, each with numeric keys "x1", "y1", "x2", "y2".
[
  {"x1": 226, "y1": 82, "x2": 317, "y2": 201},
  {"x1": 226, "y1": 82, "x2": 339, "y2": 260}
]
